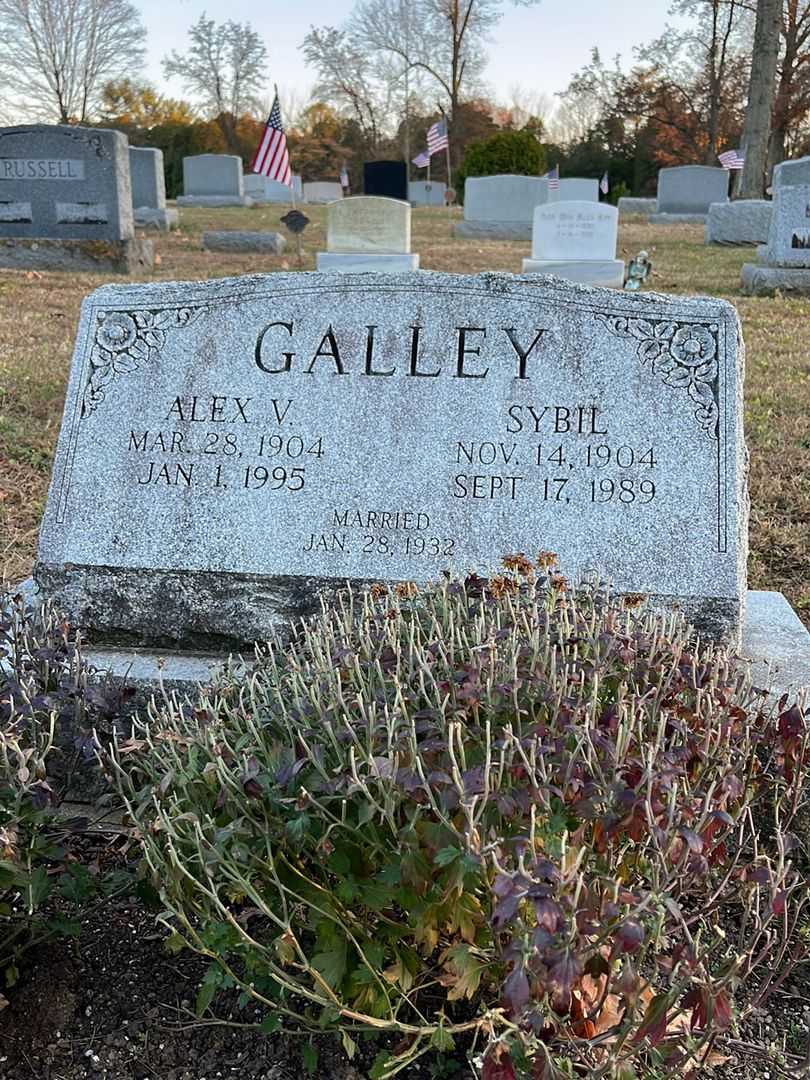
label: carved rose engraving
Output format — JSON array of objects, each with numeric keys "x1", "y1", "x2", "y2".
[
  {"x1": 596, "y1": 315, "x2": 720, "y2": 439},
  {"x1": 81, "y1": 307, "x2": 204, "y2": 417}
]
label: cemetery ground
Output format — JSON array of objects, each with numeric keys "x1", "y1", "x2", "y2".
[{"x1": 1, "y1": 207, "x2": 810, "y2": 1080}]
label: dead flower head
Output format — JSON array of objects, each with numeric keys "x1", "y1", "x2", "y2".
[
  {"x1": 536, "y1": 550, "x2": 558, "y2": 570},
  {"x1": 501, "y1": 553, "x2": 535, "y2": 577}
]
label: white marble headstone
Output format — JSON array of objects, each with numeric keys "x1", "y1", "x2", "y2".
[
  {"x1": 327, "y1": 196, "x2": 410, "y2": 254},
  {"x1": 531, "y1": 202, "x2": 618, "y2": 261}
]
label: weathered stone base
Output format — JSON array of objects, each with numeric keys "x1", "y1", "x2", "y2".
[
  {"x1": 316, "y1": 251, "x2": 420, "y2": 272},
  {"x1": 202, "y1": 230, "x2": 286, "y2": 254},
  {"x1": 17, "y1": 579, "x2": 808, "y2": 692},
  {"x1": 454, "y1": 221, "x2": 532, "y2": 240},
  {"x1": 134, "y1": 207, "x2": 179, "y2": 232},
  {"x1": 522, "y1": 258, "x2": 625, "y2": 288},
  {"x1": 704, "y1": 200, "x2": 771, "y2": 246},
  {"x1": 617, "y1": 197, "x2": 655, "y2": 217},
  {"x1": 649, "y1": 212, "x2": 708, "y2": 224},
  {"x1": 0, "y1": 237, "x2": 153, "y2": 273},
  {"x1": 176, "y1": 195, "x2": 253, "y2": 208},
  {"x1": 740, "y1": 263, "x2": 810, "y2": 296}
]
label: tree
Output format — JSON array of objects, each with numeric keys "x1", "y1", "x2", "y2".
[
  {"x1": 305, "y1": 0, "x2": 541, "y2": 163},
  {"x1": 99, "y1": 79, "x2": 196, "y2": 132},
  {"x1": 163, "y1": 14, "x2": 267, "y2": 152},
  {"x1": 739, "y1": 0, "x2": 782, "y2": 195},
  {"x1": 0, "y1": 0, "x2": 146, "y2": 124},
  {"x1": 770, "y1": 1, "x2": 810, "y2": 167}
]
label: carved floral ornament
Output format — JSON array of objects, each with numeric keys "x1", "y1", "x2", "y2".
[
  {"x1": 81, "y1": 308, "x2": 204, "y2": 418},
  {"x1": 596, "y1": 314, "x2": 720, "y2": 439}
]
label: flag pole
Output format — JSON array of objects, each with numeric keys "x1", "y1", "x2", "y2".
[{"x1": 439, "y1": 104, "x2": 452, "y2": 221}]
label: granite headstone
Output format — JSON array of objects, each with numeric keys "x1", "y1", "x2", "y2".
[
  {"x1": 178, "y1": 154, "x2": 251, "y2": 207},
  {"x1": 409, "y1": 180, "x2": 446, "y2": 206},
  {"x1": 0, "y1": 124, "x2": 152, "y2": 272},
  {"x1": 303, "y1": 182, "x2": 344, "y2": 204},
  {"x1": 552, "y1": 178, "x2": 599, "y2": 203},
  {"x1": 129, "y1": 147, "x2": 178, "y2": 232},
  {"x1": 316, "y1": 196, "x2": 418, "y2": 272},
  {"x1": 455, "y1": 175, "x2": 549, "y2": 239},
  {"x1": 522, "y1": 201, "x2": 624, "y2": 287},
  {"x1": 651, "y1": 165, "x2": 729, "y2": 223},
  {"x1": 364, "y1": 161, "x2": 408, "y2": 201},
  {"x1": 742, "y1": 183, "x2": 810, "y2": 294},
  {"x1": 705, "y1": 200, "x2": 771, "y2": 246},
  {"x1": 35, "y1": 271, "x2": 746, "y2": 654},
  {"x1": 772, "y1": 155, "x2": 810, "y2": 189}
]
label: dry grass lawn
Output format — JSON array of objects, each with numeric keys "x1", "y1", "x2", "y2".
[{"x1": 1, "y1": 204, "x2": 808, "y2": 627}]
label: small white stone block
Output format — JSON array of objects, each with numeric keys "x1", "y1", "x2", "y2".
[
  {"x1": 316, "y1": 252, "x2": 419, "y2": 272},
  {"x1": 741, "y1": 590, "x2": 810, "y2": 696}
]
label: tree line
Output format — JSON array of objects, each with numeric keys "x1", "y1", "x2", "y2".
[{"x1": 0, "y1": 0, "x2": 808, "y2": 198}]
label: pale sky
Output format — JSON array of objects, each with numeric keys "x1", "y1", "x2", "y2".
[{"x1": 138, "y1": 0, "x2": 682, "y2": 111}]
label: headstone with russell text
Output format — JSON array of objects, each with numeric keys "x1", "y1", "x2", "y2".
[
  {"x1": 522, "y1": 201, "x2": 624, "y2": 287},
  {"x1": 316, "y1": 196, "x2": 419, "y2": 272},
  {"x1": 35, "y1": 271, "x2": 747, "y2": 668},
  {"x1": 129, "y1": 146, "x2": 178, "y2": 232},
  {"x1": 0, "y1": 124, "x2": 152, "y2": 272}
]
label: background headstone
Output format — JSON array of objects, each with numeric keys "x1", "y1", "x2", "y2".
[
  {"x1": 742, "y1": 183, "x2": 810, "y2": 294},
  {"x1": 0, "y1": 124, "x2": 152, "y2": 272},
  {"x1": 618, "y1": 197, "x2": 655, "y2": 218},
  {"x1": 364, "y1": 160, "x2": 408, "y2": 201},
  {"x1": 303, "y1": 181, "x2": 344, "y2": 204},
  {"x1": 35, "y1": 271, "x2": 746, "y2": 653},
  {"x1": 552, "y1": 178, "x2": 599, "y2": 202},
  {"x1": 316, "y1": 196, "x2": 418, "y2": 271},
  {"x1": 455, "y1": 174, "x2": 548, "y2": 239},
  {"x1": 409, "y1": 180, "x2": 446, "y2": 206},
  {"x1": 244, "y1": 174, "x2": 295, "y2": 204},
  {"x1": 651, "y1": 165, "x2": 729, "y2": 222},
  {"x1": 772, "y1": 155, "x2": 810, "y2": 189},
  {"x1": 177, "y1": 154, "x2": 251, "y2": 207},
  {"x1": 202, "y1": 231, "x2": 286, "y2": 254},
  {"x1": 129, "y1": 147, "x2": 178, "y2": 232},
  {"x1": 705, "y1": 200, "x2": 771, "y2": 246},
  {"x1": 522, "y1": 201, "x2": 624, "y2": 286}
]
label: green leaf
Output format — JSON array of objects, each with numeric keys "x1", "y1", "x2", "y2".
[
  {"x1": 195, "y1": 965, "x2": 222, "y2": 1017},
  {"x1": 435, "y1": 846, "x2": 461, "y2": 867},
  {"x1": 260, "y1": 1014, "x2": 282, "y2": 1033},
  {"x1": 27, "y1": 867, "x2": 51, "y2": 910},
  {"x1": 430, "y1": 1025, "x2": 455, "y2": 1052},
  {"x1": 47, "y1": 915, "x2": 81, "y2": 938},
  {"x1": 164, "y1": 932, "x2": 187, "y2": 955},
  {"x1": 302, "y1": 1041, "x2": 319, "y2": 1075},
  {"x1": 341, "y1": 1029, "x2": 357, "y2": 1059},
  {"x1": 311, "y1": 942, "x2": 347, "y2": 989},
  {"x1": 369, "y1": 1050, "x2": 392, "y2": 1080}
]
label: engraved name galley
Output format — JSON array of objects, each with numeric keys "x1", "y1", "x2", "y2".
[{"x1": 36, "y1": 271, "x2": 746, "y2": 645}]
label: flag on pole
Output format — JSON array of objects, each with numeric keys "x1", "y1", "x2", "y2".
[
  {"x1": 427, "y1": 118, "x2": 448, "y2": 155},
  {"x1": 718, "y1": 149, "x2": 745, "y2": 170},
  {"x1": 412, "y1": 150, "x2": 430, "y2": 168},
  {"x1": 600, "y1": 171, "x2": 609, "y2": 194},
  {"x1": 250, "y1": 93, "x2": 291, "y2": 185},
  {"x1": 545, "y1": 164, "x2": 559, "y2": 190},
  {"x1": 339, "y1": 165, "x2": 349, "y2": 188}
]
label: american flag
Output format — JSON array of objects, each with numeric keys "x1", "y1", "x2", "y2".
[
  {"x1": 412, "y1": 150, "x2": 430, "y2": 168},
  {"x1": 545, "y1": 164, "x2": 559, "y2": 190},
  {"x1": 250, "y1": 93, "x2": 291, "y2": 185},
  {"x1": 600, "y1": 171, "x2": 609, "y2": 194},
  {"x1": 718, "y1": 149, "x2": 745, "y2": 170},
  {"x1": 427, "y1": 118, "x2": 448, "y2": 155}
]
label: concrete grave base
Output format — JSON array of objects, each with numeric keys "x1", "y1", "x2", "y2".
[
  {"x1": 618, "y1": 197, "x2": 655, "y2": 217},
  {"x1": 15, "y1": 580, "x2": 809, "y2": 692},
  {"x1": 649, "y1": 212, "x2": 708, "y2": 225},
  {"x1": 521, "y1": 258, "x2": 625, "y2": 288},
  {"x1": 740, "y1": 262, "x2": 810, "y2": 296},
  {"x1": 705, "y1": 200, "x2": 771, "y2": 246},
  {"x1": 134, "y1": 207, "x2": 179, "y2": 232},
  {"x1": 454, "y1": 221, "x2": 532, "y2": 240},
  {"x1": 202, "y1": 231, "x2": 286, "y2": 254},
  {"x1": 316, "y1": 251, "x2": 419, "y2": 272},
  {"x1": 0, "y1": 237, "x2": 153, "y2": 273},
  {"x1": 176, "y1": 195, "x2": 253, "y2": 208}
]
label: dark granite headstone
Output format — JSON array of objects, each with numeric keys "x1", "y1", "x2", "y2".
[{"x1": 363, "y1": 160, "x2": 407, "y2": 201}]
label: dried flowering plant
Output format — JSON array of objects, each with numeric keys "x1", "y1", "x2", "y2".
[{"x1": 110, "y1": 564, "x2": 810, "y2": 1078}]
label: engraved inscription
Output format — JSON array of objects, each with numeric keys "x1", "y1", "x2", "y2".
[{"x1": 0, "y1": 158, "x2": 85, "y2": 181}]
